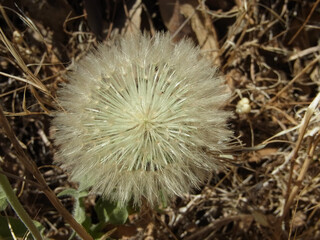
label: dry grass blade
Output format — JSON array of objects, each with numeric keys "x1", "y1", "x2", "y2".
[
  {"x1": 0, "y1": 73, "x2": 60, "y2": 98},
  {"x1": 0, "y1": 4, "x2": 43, "y2": 39},
  {"x1": 0, "y1": 71, "x2": 45, "y2": 90},
  {"x1": 0, "y1": 28, "x2": 48, "y2": 94},
  {"x1": 281, "y1": 91, "x2": 320, "y2": 221}
]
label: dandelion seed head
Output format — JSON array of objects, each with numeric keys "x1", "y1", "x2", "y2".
[{"x1": 52, "y1": 32, "x2": 233, "y2": 206}]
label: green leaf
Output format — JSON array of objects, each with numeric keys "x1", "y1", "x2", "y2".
[
  {"x1": 0, "y1": 185, "x2": 8, "y2": 211},
  {"x1": 73, "y1": 195, "x2": 87, "y2": 224},
  {"x1": 0, "y1": 215, "x2": 44, "y2": 240},
  {"x1": 57, "y1": 188, "x2": 88, "y2": 224},
  {"x1": 57, "y1": 188, "x2": 88, "y2": 200},
  {"x1": 95, "y1": 199, "x2": 128, "y2": 225},
  {"x1": 110, "y1": 205, "x2": 128, "y2": 225}
]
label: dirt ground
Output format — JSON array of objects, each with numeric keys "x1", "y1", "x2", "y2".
[{"x1": 0, "y1": 0, "x2": 320, "y2": 239}]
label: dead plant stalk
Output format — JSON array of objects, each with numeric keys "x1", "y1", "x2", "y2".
[{"x1": 281, "y1": 91, "x2": 320, "y2": 221}]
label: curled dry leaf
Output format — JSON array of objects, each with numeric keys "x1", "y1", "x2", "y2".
[
  {"x1": 123, "y1": 0, "x2": 142, "y2": 34},
  {"x1": 158, "y1": 0, "x2": 193, "y2": 42},
  {"x1": 159, "y1": 0, "x2": 220, "y2": 64},
  {"x1": 180, "y1": 1, "x2": 220, "y2": 65}
]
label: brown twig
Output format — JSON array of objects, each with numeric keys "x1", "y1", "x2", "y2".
[
  {"x1": 288, "y1": 0, "x2": 320, "y2": 45},
  {"x1": 268, "y1": 55, "x2": 320, "y2": 104},
  {"x1": 0, "y1": 104, "x2": 93, "y2": 240}
]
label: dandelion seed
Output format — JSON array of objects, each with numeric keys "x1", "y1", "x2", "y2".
[{"x1": 52, "y1": 32, "x2": 233, "y2": 206}]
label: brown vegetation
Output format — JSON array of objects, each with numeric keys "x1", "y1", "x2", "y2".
[{"x1": 0, "y1": 0, "x2": 319, "y2": 239}]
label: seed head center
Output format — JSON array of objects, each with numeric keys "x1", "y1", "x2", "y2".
[{"x1": 141, "y1": 116, "x2": 153, "y2": 131}]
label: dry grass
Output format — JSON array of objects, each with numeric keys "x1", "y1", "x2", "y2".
[{"x1": 0, "y1": 0, "x2": 319, "y2": 239}]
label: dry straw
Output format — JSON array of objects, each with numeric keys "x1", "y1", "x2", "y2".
[{"x1": 52, "y1": 32, "x2": 232, "y2": 206}]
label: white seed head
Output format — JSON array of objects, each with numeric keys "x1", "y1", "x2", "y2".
[{"x1": 52, "y1": 32, "x2": 233, "y2": 206}]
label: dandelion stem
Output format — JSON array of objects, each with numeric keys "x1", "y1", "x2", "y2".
[{"x1": 0, "y1": 105, "x2": 93, "y2": 240}]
